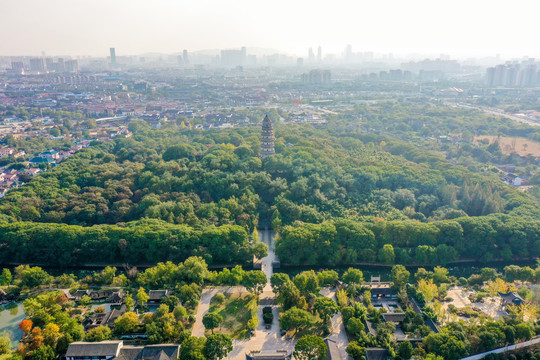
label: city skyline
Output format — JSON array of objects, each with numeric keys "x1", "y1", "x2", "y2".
[{"x1": 1, "y1": 0, "x2": 540, "y2": 58}]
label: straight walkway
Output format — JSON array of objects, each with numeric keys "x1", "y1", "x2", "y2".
[
  {"x1": 459, "y1": 337, "x2": 540, "y2": 360},
  {"x1": 228, "y1": 228, "x2": 295, "y2": 359},
  {"x1": 320, "y1": 287, "x2": 351, "y2": 360}
]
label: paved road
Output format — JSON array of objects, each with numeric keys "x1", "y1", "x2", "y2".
[
  {"x1": 320, "y1": 287, "x2": 351, "y2": 360},
  {"x1": 446, "y1": 102, "x2": 540, "y2": 127}
]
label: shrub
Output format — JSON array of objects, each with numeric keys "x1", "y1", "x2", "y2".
[
  {"x1": 213, "y1": 293, "x2": 226, "y2": 304},
  {"x1": 263, "y1": 312, "x2": 274, "y2": 324}
]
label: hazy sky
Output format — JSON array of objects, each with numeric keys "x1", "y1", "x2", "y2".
[{"x1": 1, "y1": 0, "x2": 539, "y2": 58}]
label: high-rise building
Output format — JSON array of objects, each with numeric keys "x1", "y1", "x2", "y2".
[
  {"x1": 301, "y1": 69, "x2": 331, "y2": 84},
  {"x1": 308, "y1": 48, "x2": 315, "y2": 62},
  {"x1": 11, "y1": 61, "x2": 24, "y2": 71},
  {"x1": 260, "y1": 115, "x2": 275, "y2": 159},
  {"x1": 317, "y1": 46, "x2": 322, "y2": 62},
  {"x1": 221, "y1": 47, "x2": 247, "y2": 67},
  {"x1": 110, "y1": 48, "x2": 117, "y2": 65},
  {"x1": 45, "y1": 58, "x2": 54, "y2": 70},
  {"x1": 65, "y1": 60, "x2": 79, "y2": 73},
  {"x1": 345, "y1": 44, "x2": 352, "y2": 61},
  {"x1": 486, "y1": 62, "x2": 538, "y2": 88},
  {"x1": 519, "y1": 64, "x2": 537, "y2": 87},
  {"x1": 183, "y1": 50, "x2": 189, "y2": 65},
  {"x1": 30, "y1": 58, "x2": 45, "y2": 72},
  {"x1": 486, "y1": 67, "x2": 496, "y2": 87}
]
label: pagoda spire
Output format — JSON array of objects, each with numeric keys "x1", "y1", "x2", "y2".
[{"x1": 260, "y1": 115, "x2": 275, "y2": 158}]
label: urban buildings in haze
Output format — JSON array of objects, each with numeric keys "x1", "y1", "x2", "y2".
[
  {"x1": 301, "y1": 69, "x2": 331, "y2": 84},
  {"x1": 29, "y1": 58, "x2": 45, "y2": 72},
  {"x1": 486, "y1": 60, "x2": 539, "y2": 87}
]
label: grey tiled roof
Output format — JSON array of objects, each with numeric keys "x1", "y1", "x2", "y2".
[
  {"x1": 66, "y1": 341, "x2": 123, "y2": 357},
  {"x1": 148, "y1": 290, "x2": 171, "y2": 301},
  {"x1": 382, "y1": 313, "x2": 406, "y2": 323},
  {"x1": 365, "y1": 348, "x2": 390, "y2": 360},
  {"x1": 67, "y1": 342, "x2": 180, "y2": 360}
]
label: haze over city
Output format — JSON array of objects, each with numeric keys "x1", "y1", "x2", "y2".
[
  {"x1": 1, "y1": 1, "x2": 540, "y2": 360},
  {"x1": 2, "y1": 0, "x2": 540, "y2": 58}
]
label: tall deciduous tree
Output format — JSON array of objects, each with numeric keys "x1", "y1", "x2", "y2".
[
  {"x1": 202, "y1": 312, "x2": 223, "y2": 334},
  {"x1": 279, "y1": 307, "x2": 312, "y2": 334},
  {"x1": 343, "y1": 268, "x2": 364, "y2": 285},
  {"x1": 241, "y1": 271, "x2": 267, "y2": 296},
  {"x1": 179, "y1": 337, "x2": 206, "y2": 360},
  {"x1": 313, "y1": 297, "x2": 339, "y2": 323},
  {"x1": 203, "y1": 334, "x2": 233, "y2": 360},
  {"x1": 293, "y1": 335, "x2": 328, "y2": 360}
]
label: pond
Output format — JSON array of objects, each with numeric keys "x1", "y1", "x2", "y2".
[{"x1": 0, "y1": 302, "x2": 25, "y2": 348}]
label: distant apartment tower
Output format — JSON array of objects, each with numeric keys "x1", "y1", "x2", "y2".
[
  {"x1": 11, "y1": 61, "x2": 24, "y2": 71},
  {"x1": 110, "y1": 48, "x2": 117, "y2": 65},
  {"x1": 317, "y1": 46, "x2": 322, "y2": 62},
  {"x1": 64, "y1": 59, "x2": 79, "y2": 73},
  {"x1": 183, "y1": 50, "x2": 189, "y2": 65},
  {"x1": 45, "y1": 58, "x2": 54, "y2": 70},
  {"x1": 54, "y1": 58, "x2": 66, "y2": 72},
  {"x1": 345, "y1": 44, "x2": 353, "y2": 61},
  {"x1": 519, "y1": 64, "x2": 537, "y2": 87},
  {"x1": 260, "y1": 115, "x2": 275, "y2": 159},
  {"x1": 221, "y1": 47, "x2": 247, "y2": 67},
  {"x1": 486, "y1": 63, "x2": 538, "y2": 87},
  {"x1": 301, "y1": 69, "x2": 331, "y2": 84},
  {"x1": 389, "y1": 69, "x2": 403, "y2": 81},
  {"x1": 30, "y1": 58, "x2": 45, "y2": 72}
]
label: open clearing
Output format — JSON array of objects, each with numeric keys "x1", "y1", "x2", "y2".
[
  {"x1": 445, "y1": 287, "x2": 506, "y2": 320},
  {"x1": 209, "y1": 292, "x2": 258, "y2": 339},
  {"x1": 474, "y1": 135, "x2": 540, "y2": 157}
]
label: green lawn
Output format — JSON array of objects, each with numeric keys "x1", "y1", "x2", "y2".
[{"x1": 209, "y1": 292, "x2": 258, "y2": 339}]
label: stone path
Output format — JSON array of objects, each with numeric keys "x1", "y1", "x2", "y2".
[
  {"x1": 228, "y1": 228, "x2": 295, "y2": 359},
  {"x1": 320, "y1": 287, "x2": 351, "y2": 360}
]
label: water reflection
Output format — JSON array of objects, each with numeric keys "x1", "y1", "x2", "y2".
[{"x1": 0, "y1": 303, "x2": 25, "y2": 348}]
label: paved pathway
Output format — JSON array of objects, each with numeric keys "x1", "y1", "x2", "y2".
[
  {"x1": 192, "y1": 229, "x2": 295, "y2": 359},
  {"x1": 320, "y1": 287, "x2": 351, "y2": 360},
  {"x1": 191, "y1": 286, "x2": 245, "y2": 337},
  {"x1": 228, "y1": 304, "x2": 295, "y2": 359},
  {"x1": 459, "y1": 337, "x2": 540, "y2": 360},
  {"x1": 228, "y1": 228, "x2": 295, "y2": 359}
]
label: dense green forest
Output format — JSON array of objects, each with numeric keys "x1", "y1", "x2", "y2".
[{"x1": 0, "y1": 120, "x2": 538, "y2": 266}]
